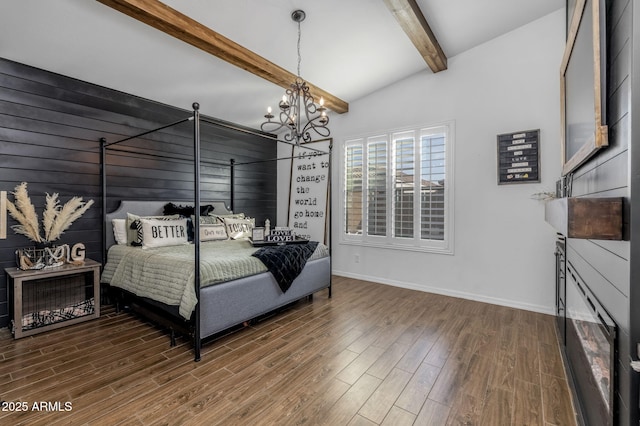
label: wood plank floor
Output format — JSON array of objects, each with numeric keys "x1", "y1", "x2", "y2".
[{"x1": 0, "y1": 276, "x2": 577, "y2": 425}]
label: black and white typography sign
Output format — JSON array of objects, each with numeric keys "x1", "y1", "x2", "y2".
[
  {"x1": 287, "y1": 139, "x2": 331, "y2": 243},
  {"x1": 497, "y1": 129, "x2": 540, "y2": 184}
]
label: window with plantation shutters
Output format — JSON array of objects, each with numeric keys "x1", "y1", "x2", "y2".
[
  {"x1": 367, "y1": 138, "x2": 387, "y2": 236},
  {"x1": 345, "y1": 143, "x2": 363, "y2": 235},
  {"x1": 393, "y1": 132, "x2": 414, "y2": 239},
  {"x1": 420, "y1": 131, "x2": 446, "y2": 240},
  {"x1": 343, "y1": 122, "x2": 454, "y2": 254}
]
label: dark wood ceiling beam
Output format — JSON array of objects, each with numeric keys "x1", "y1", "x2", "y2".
[
  {"x1": 96, "y1": 0, "x2": 349, "y2": 113},
  {"x1": 383, "y1": 0, "x2": 447, "y2": 72}
]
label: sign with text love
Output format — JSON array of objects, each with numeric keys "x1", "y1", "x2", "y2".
[
  {"x1": 497, "y1": 129, "x2": 540, "y2": 184},
  {"x1": 287, "y1": 139, "x2": 331, "y2": 244}
]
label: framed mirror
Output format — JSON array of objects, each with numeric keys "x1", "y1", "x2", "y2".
[
  {"x1": 560, "y1": 0, "x2": 607, "y2": 176},
  {"x1": 566, "y1": 0, "x2": 577, "y2": 36}
]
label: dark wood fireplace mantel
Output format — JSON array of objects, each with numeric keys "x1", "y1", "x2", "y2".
[{"x1": 544, "y1": 197, "x2": 623, "y2": 240}]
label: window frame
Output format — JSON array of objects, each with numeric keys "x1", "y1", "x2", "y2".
[{"x1": 341, "y1": 121, "x2": 455, "y2": 254}]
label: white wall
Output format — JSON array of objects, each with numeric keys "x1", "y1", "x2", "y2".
[{"x1": 281, "y1": 9, "x2": 565, "y2": 314}]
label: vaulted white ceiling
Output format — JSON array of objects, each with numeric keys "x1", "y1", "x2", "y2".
[{"x1": 0, "y1": 0, "x2": 563, "y2": 129}]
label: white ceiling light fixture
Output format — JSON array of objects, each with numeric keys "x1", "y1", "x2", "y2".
[{"x1": 261, "y1": 10, "x2": 330, "y2": 145}]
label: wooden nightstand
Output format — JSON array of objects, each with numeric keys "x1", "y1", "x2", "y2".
[{"x1": 6, "y1": 259, "x2": 101, "y2": 338}]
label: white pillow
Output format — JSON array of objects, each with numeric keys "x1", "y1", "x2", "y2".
[
  {"x1": 223, "y1": 217, "x2": 255, "y2": 240},
  {"x1": 200, "y1": 224, "x2": 228, "y2": 241},
  {"x1": 139, "y1": 218, "x2": 189, "y2": 248},
  {"x1": 194, "y1": 215, "x2": 221, "y2": 225},
  {"x1": 126, "y1": 213, "x2": 180, "y2": 246},
  {"x1": 111, "y1": 219, "x2": 127, "y2": 245}
]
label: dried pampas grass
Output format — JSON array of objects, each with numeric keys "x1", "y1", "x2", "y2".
[
  {"x1": 46, "y1": 197, "x2": 94, "y2": 242},
  {"x1": 42, "y1": 192, "x2": 59, "y2": 241},
  {"x1": 6, "y1": 182, "x2": 42, "y2": 243},
  {"x1": 5, "y1": 182, "x2": 93, "y2": 243}
]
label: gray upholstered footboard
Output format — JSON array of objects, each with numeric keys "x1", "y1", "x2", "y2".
[{"x1": 198, "y1": 256, "x2": 330, "y2": 338}]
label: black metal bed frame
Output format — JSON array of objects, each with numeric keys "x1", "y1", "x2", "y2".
[{"x1": 99, "y1": 102, "x2": 332, "y2": 361}]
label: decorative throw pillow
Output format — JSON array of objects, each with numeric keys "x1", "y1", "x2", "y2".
[
  {"x1": 199, "y1": 224, "x2": 228, "y2": 241},
  {"x1": 139, "y1": 218, "x2": 189, "y2": 248},
  {"x1": 112, "y1": 219, "x2": 127, "y2": 245},
  {"x1": 163, "y1": 202, "x2": 215, "y2": 217},
  {"x1": 208, "y1": 212, "x2": 245, "y2": 225},
  {"x1": 126, "y1": 213, "x2": 180, "y2": 246},
  {"x1": 223, "y1": 217, "x2": 255, "y2": 240},
  {"x1": 195, "y1": 215, "x2": 221, "y2": 225},
  {"x1": 181, "y1": 214, "x2": 225, "y2": 241}
]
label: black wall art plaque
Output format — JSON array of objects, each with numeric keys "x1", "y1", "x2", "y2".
[{"x1": 497, "y1": 129, "x2": 540, "y2": 184}]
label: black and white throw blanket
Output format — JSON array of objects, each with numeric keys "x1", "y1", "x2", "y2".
[
  {"x1": 22, "y1": 298, "x2": 95, "y2": 331},
  {"x1": 252, "y1": 241, "x2": 319, "y2": 292}
]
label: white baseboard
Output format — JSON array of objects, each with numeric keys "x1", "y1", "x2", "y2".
[{"x1": 332, "y1": 269, "x2": 554, "y2": 316}]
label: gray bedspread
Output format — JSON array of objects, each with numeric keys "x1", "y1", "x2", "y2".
[{"x1": 101, "y1": 240, "x2": 329, "y2": 319}]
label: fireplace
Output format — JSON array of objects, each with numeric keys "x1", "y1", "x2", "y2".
[
  {"x1": 555, "y1": 236, "x2": 566, "y2": 345},
  {"x1": 564, "y1": 260, "x2": 617, "y2": 426}
]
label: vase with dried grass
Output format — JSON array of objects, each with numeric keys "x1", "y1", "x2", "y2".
[{"x1": 6, "y1": 182, "x2": 94, "y2": 270}]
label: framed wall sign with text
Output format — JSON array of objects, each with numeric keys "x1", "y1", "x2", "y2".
[
  {"x1": 287, "y1": 138, "x2": 331, "y2": 244},
  {"x1": 497, "y1": 129, "x2": 540, "y2": 184}
]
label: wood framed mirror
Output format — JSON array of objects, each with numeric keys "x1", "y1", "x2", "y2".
[{"x1": 560, "y1": 0, "x2": 607, "y2": 176}]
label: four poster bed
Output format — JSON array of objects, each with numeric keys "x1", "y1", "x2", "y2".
[{"x1": 99, "y1": 103, "x2": 332, "y2": 361}]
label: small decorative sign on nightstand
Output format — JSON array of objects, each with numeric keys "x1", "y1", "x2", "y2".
[
  {"x1": 252, "y1": 227, "x2": 265, "y2": 241},
  {"x1": 497, "y1": 129, "x2": 540, "y2": 184}
]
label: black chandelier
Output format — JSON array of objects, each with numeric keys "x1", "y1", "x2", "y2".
[{"x1": 261, "y1": 10, "x2": 330, "y2": 145}]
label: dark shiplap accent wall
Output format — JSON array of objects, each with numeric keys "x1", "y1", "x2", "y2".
[
  {"x1": 0, "y1": 57, "x2": 277, "y2": 328},
  {"x1": 566, "y1": 1, "x2": 635, "y2": 424}
]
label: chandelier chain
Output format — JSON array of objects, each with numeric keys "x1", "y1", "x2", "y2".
[
  {"x1": 260, "y1": 9, "x2": 330, "y2": 145},
  {"x1": 297, "y1": 19, "x2": 302, "y2": 77}
]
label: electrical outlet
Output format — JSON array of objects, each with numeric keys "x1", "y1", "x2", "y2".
[{"x1": 354, "y1": 254, "x2": 360, "y2": 263}]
